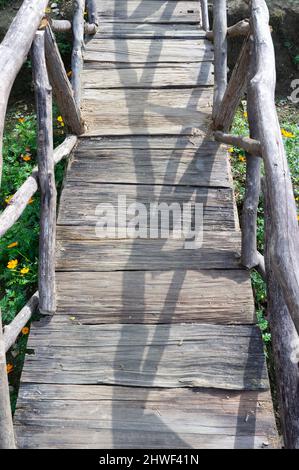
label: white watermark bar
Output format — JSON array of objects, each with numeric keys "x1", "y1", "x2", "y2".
[{"x1": 95, "y1": 194, "x2": 204, "y2": 249}]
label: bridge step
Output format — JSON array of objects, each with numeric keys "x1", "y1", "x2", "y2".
[{"x1": 15, "y1": 384, "x2": 277, "y2": 449}]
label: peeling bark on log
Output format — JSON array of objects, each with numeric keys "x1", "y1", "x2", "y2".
[
  {"x1": 250, "y1": 0, "x2": 299, "y2": 335},
  {"x1": 72, "y1": 0, "x2": 85, "y2": 106},
  {"x1": 206, "y1": 19, "x2": 250, "y2": 40},
  {"x1": 31, "y1": 31, "x2": 56, "y2": 316},
  {"x1": 3, "y1": 293, "x2": 39, "y2": 353},
  {"x1": 0, "y1": 136, "x2": 77, "y2": 238},
  {"x1": 45, "y1": 26, "x2": 85, "y2": 135},
  {"x1": 263, "y1": 180, "x2": 299, "y2": 449},
  {"x1": 0, "y1": 0, "x2": 49, "y2": 185},
  {"x1": 212, "y1": 0, "x2": 227, "y2": 118},
  {"x1": 213, "y1": 33, "x2": 251, "y2": 131},
  {"x1": 214, "y1": 131, "x2": 261, "y2": 155},
  {"x1": 0, "y1": 311, "x2": 15, "y2": 448}
]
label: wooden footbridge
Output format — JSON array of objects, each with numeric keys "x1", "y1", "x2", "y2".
[{"x1": 1, "y1": 0, "x2": 299, "y2": 449}]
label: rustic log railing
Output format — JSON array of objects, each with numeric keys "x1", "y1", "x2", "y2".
[
  {"x1": 0, "y1": 0, "x2": 97, "y2": 448},
  {"x1": 201, "y1": 0, "x2": 299, "y2": 448}
]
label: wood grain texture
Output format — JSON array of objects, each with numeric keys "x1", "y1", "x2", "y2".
[
  {"x1": 20, "y1": 321, "x2": 268, "y2": 390},
  {"x1": 68, "y1": 144, "x2": 229, "y2": 187},
  {"x1": 55, "y1": 269, "x2": 255, "y2": 324},
  {"x1": 82, "y1": 63, "x2": 213, "y2": 88},
  {"x1": 57, "y1": 183, "x2": 235, "y2": 230},
  {"x1": 95, "y1": 22, "x2": 206, "y2": 38},
  {"x1": 84, "y1": 38, "x2": 214, "y2": 64},
  {"x1": 96, "y1": 0, "x2": 201, "y2": 23},
  {"x1": 82, "y1": 88, "x2": 213, "y2": 136},
  {"x1": 14, "y1": 384, "x2": 277, "y2": 449},
  {"x1": 56, "y1": 229, "x2": 242, "y2": 271}
]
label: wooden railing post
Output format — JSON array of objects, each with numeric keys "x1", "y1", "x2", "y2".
[
  {"x1": 212, "y1": 0, "x2": 227, "y2": 119},
  {"x1": 86, "y1": 0, "x2": 99, "y2": 27},
  {"x1": 241, "y1": 36, "x2": 262, "y2": 269},
  {"x1": 72, "y1": 0, "x2": 85, "y2": 106},
  {"x1": 31, "y1": 31, "x2": 57, "y2": 316},
  {"x1": 200, "y1": 0, "x2": 210, "y2": 31},
  {"x1": 0, "y1": 310, "x2": 16, "y2": 448}
]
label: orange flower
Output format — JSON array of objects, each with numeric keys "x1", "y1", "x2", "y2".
[
  {"x1": 28, "y1": 198, "x2": 34, "y2": 205},
  {"x1": 22, "y1": 327, "x2": 30, "y2": 335},
  {"x1": 239, "y1": 155, "x2": 246, "y2": 163},
  {"x1": 6, "y1": 364, "x2": 13, "y2": 374},
  {"x1": 20, "y1": 267, "x2": 30, "y2": 275},
  {"x1": 7, "y1": 241, "x2": 18, "y2": 248},
  {"x1": 7, "y1": 259, "x2": 18, "y2": 269},
  {"x1": 18, "y1": 117, "x2": 25, "y2": 124},
  {"x1": 281, "y1": 129, "x2": 295, "y2": 138}
]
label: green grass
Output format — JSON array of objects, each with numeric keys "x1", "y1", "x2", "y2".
[
  {"x1": 230, "y1": 105, "x2": 299, "y2": 349},
  {"x1": 1, "y1": 105, "x2": 66, "y2": 411}
]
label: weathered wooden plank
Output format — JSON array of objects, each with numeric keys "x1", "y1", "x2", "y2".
[
  {"x1": 82, "y1": 63, "x2": 213, "y2": 88},
  {"x1": 54, "y1": 269, "x2": 254, "y2": 324},
  {"x1": 57, "y1": 182, "x2": 235, "y2": 230},
  {"x1": 82, "y1": 88, "x2": 212, "y2": 136},
  {"x1": 75, "y1": 135, "x2": 223, "y2": 150},
  {"x1": 20, "y1": 322, "x2": 268, "y2": 390},
  {"x1": 14, "y1": 384, "x2": 277, "y2": 449},
  {"x1": 14, "y1": 425, "x2": 279, "y2": 449},
  {"x1": 56, "y1": 228, "x2": 242, "y2": 271},
  {"x1": 67, "y1": 145, "x2": 229, "y2": 187},
  {"x1": 95, "y1": 22, "x2": 206, "y2": 38},
  {"x1": 84, "y1": 38, "x2": 213, "y2": 64},
  {"x1": 96, "y1": 1, "x2": 201, "y2": 23},
  {"x1": 67, "y1": 142, "x2": 228, "y2": 186}
]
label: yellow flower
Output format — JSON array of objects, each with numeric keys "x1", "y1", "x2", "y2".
[
  {"x1": 7, "y1": 242, "x2": 18, "y2": 249},
  {"x1": 20, "y1": 267, "x2": 30, "y2": 275},
  {"x1": 6, "y1": 364, "x2": 13, "y2": 374},
  {"x1": 5, "y1": 195, "x2": 13, "y2": 204},
  {"x1": 243, "y1": 111, "x2": 248, "y2": 119},
  {"x1": 228, "y1": 147, "x2": 234, "y2": 153},
  {"x1": 281, "y1": 129, "x2": 295, "y2": 138},
  {"x1": 57, "y1": 116, "x2": 63, "y2": 123},
  {"x1": 7, "y1": 259, "x2": 18, "y2": 269},
  {"x1": 45, "y1": 7, "x2": 51, "y2": 14},
  {"x1": 22, "y1": 154, "x2": 31, "y2": 162},
  {"x1": 67, "y1": 70, "x2": 72, "y2": 77},
  {"x1": 28, "y1": 198, "x2": 34, "y2": 205},
  {"x1": 21, "y1": 327, "x2": 29, "y2": 335},
  {"x1": 239, "y1": 156, "x2": 246, "y2": 162},
  {"x1": 297, "y1": 214, "x2": 299, "y2": 221},
  {"x1": 18, "y1": 117, "x2": 25, "y2": 123}
]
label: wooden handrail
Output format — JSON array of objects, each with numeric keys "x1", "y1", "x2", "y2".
[
  {"x1": 0, "y1": 0, "x2": 49, "y2": 186},
  {"x1": 210, "y1": 0, "x2": 299, "y2": 447}
]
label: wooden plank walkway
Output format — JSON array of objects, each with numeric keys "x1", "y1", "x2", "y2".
[{"x1": 13, "y1": 1, "x2": 278, "y2": 448}]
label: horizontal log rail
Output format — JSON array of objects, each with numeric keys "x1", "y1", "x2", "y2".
[
  {"x1": 0, "y1": 0, "x2": 97, "y2": 448},
  {"x1": 201, "y1": 0, "x2": 299, "y2": 448}
]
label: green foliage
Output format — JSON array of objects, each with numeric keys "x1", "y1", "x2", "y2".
[{"x1": 231, "y1": 106, "x2": 299, "y2": 349}]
